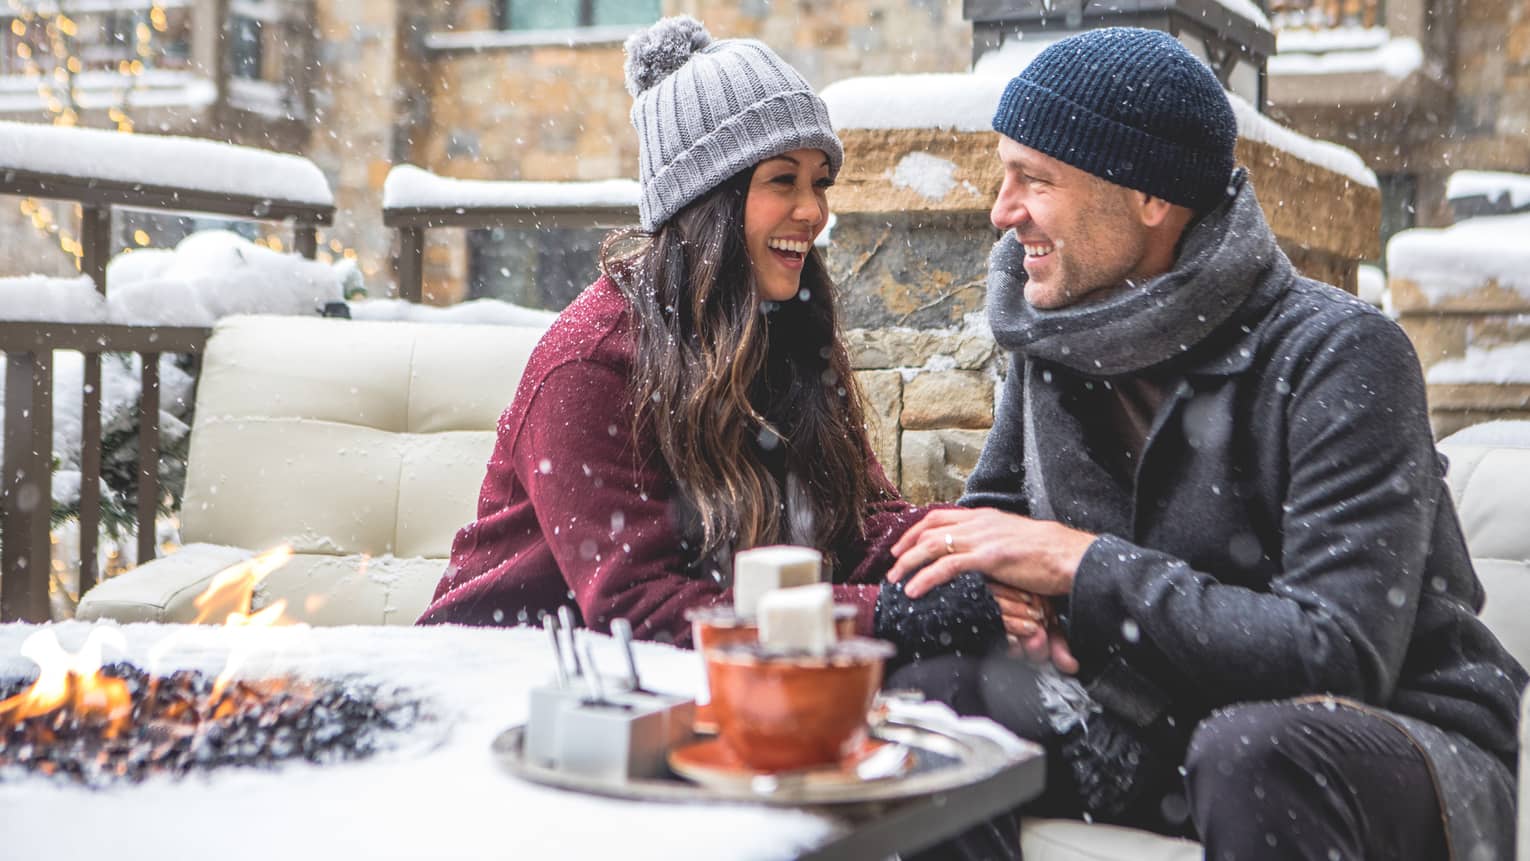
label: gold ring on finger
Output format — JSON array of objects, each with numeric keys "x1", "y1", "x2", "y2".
[{"x1": 944, "y1": 533, "x2": 956, "y2": 555}]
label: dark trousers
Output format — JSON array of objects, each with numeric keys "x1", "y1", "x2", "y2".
[{"x1": 889, "y1": 654, "x2": 1449, "y2": 861}]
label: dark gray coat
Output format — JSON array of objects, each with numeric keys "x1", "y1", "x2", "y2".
[{"x1": 965, "y1": 179, "x2": 1526, "y2": 858}]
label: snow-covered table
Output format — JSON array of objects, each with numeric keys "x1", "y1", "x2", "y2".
[{"x1": 0, "y1": 622, "x2": 1040, "y2": 861}]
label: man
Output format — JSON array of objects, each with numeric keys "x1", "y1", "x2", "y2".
[{"x1": 884, "y1": 27, "x2": 1525, "y2": 859}]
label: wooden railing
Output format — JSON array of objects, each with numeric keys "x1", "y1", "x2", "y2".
[
  {"x1": 1, "y1": 161, "x2": 333, "y2": 623},
  {"x1": 382, "y1": 169, "x2": 639, "y2": 303}
]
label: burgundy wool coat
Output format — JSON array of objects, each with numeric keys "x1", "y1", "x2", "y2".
[{"x1": 417, "y1": 276, "x2": 925, "y2": 645}]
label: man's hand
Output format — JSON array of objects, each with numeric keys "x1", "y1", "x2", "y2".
[
  {"x1": 992, "y1": 582, "x2": 1080, "y2": 674},
  {"x1": 888, "y1": 507, "x2": 1097, "y2": 599}
]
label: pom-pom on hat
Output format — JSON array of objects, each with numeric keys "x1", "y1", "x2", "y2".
[
  {"x1": 990, "y1": 28, "x2": 1238, "y2": 213},
  {"x1": 624, "y1": 16, "x2": 843, "y2": 231}
]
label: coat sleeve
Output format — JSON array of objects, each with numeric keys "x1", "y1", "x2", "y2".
[
  {"x1": 1068, "y1": 312, "x2": 1441, "y2": 708},
  {"x1": 959, "y1": 355, "x2": 1032, "y2": 514},
  {"x1": 516, "y1": 360, "x2": 879, "y2": 646},
  {"x1": 827, "y1": 456, "x2": 931, "y2": 633}
]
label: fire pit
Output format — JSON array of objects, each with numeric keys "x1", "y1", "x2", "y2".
[{"x1": 0, "y1": 655, "x2": 421, "y2": 787}]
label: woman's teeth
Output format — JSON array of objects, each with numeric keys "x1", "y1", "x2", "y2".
[
  {"x1": 1024, "y1": 243, "x2": 1054, "y2": 258},
  {"x1": 767, "y1": 238, "x2": 810, "y2": 254}
]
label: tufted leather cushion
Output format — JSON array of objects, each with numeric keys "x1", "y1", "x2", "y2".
[
  {"x1": 77, "y1": 314, "x2": 544, "y2": 625},
  {"x1": 1438, "y1": 421, "x2": 1530, "y2": 670}
]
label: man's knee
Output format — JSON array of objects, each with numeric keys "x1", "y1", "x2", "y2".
[{"x1": 1185, "y1": 700, "x2": 1319, "y2": 791}]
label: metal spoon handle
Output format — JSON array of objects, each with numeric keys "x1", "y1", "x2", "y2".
[
  {"x1": 543, "y1": 615, "x2": 568, "y2": 686},
  {"x1": 612, "y1": 618, "x2": 642, "y2": 692},
  {"x1": 558, "y1": 606, "x2": 584, "y2": 676}
]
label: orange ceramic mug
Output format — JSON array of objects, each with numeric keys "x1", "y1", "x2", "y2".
[{"x1": 703, "y1": 638, "x2": 895, "y2": 772}]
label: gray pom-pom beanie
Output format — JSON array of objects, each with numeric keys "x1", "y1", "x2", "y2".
[{"x1": 623, "y1": 16, "x2": 843, "y2": 231}]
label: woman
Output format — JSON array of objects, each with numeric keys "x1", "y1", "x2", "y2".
[{"x1": 417, "y1": 17, "x2": 952, "y2": 645}]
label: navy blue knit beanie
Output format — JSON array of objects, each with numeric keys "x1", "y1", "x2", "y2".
[{"x1": 991, "y1": 28, "x2": 1238, "y2": 213}]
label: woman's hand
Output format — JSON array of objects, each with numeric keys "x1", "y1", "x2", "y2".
[
  {"x1": 887, "y1": 507, "x2": 1097, "y2": 599},
  {"x1": 991, "y1": 581, "x2": 1080, "y2": 674}
]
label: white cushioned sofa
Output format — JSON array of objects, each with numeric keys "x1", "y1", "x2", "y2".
[
  {"x1": 76, "y1": 316, "x2": 1529, "y2": 859},
  {"x1": 77, "y1": 314, "x2": 542, "y2": 626}
]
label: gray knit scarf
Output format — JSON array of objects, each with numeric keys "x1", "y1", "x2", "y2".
[{"x1": 986, "y1": 169, "x2": 1273, "y2": 376}]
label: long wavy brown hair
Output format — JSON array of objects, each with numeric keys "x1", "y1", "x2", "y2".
[{"x1": 601, "y1": 168, "x2": 883, "y2": 574}]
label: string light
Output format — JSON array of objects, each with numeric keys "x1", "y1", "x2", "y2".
[{"x1": 9, "y1": 2, "x2": 170, "y2": 265}]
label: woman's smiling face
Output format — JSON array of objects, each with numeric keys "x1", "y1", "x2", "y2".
[{"x1": 743, "y1": 148, "x2": 833, "y2": 303}]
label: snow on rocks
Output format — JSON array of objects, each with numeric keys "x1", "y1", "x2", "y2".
[
  {"x1": 890, "y1": 152, "x2": 959, "y2": 201},
  {"x1": 383, "y1": 164, "x2": 639, "y2": 212},
  {"x1": 0, "y1": 120, "x2": 332, "y2": 207},
  {"x1": 1226, "y1": 93, "x2": 1376, "y2": 188},
  {"x1": 1388, "y1": 213, "x2": 1530, "y2": 303}
]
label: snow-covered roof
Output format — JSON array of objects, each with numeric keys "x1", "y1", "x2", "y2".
[
  {"x1": 1446, "y1": 170, "x2": 1530, "y2": 209},
  {"x1": 383, "y1": 165, "x2": 639, "y2": 212},
  {"x1": 0, "y1": 120, "x2": 334, "y2": 207},
  {"x1": 1268, "y1": 34, "x2": 1423, "y2": 78},
  {"x1": 1388, "y1": 213, "x2": 1530, "y2": 303}
]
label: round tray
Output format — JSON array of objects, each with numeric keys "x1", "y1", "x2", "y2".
[{"x1": 491, "y1": 714, "x2": 1022, "y2": 806}]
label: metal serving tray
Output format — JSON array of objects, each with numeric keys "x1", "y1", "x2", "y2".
[{"x1": 491, "y1": 711, "x2": 1042, "y2": 807}]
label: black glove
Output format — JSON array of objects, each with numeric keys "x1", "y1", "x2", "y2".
[{"x1": 874, "y1": 571, "x2": 1006, "y2": 670}]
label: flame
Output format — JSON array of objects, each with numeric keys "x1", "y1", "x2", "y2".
[
  {"x1": 2, "y1": 547, "x2": 298, "y2": 735},
  {"x1": 192, "y1": 546, "x2": 294, "y2": 626},
  {"x1": 0, "y1": 628, "x2": 132, "y2": 736}
]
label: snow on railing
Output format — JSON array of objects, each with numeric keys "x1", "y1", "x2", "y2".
[
  {"x1": 0, "y1": 120, "x2": 333, "y2": 208},
  {"x1": 382, "y1": 164, "x2": 638, "y2": 303}
]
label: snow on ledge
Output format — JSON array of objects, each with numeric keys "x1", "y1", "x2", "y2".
[
  {"x1": 0, "y1": 120, "x2": 333, "y2": 206},
  {"x1": 823, "y1": 64, "x2": 1377, "y2": 190},
  {"x1": 1387, "y1": 213, "x2": 1530, "y2": 302},
  {"x1": 383, "y1": 165, "x2": 640, "y2": 211},
  {"x1": 425, "y1": 24, "x2": 638, "y2": 52},
  {"x1": 1227, "y1": 93, "x2": 1377, "y2": 188},
  {"x1": 1446, "y1": 170, "x2": 1530, "y2": 209},
  {"x1": 1427, "y1": 342, "x2": 1530, "y2": 385},
  {"x1": 1268, "y1": 35, "x2": 1423, "y2": 78}
]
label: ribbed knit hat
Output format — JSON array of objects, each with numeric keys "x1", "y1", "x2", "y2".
[
  {"x1": 624, "y1": 16, "x2": 843, "y2": 231},
  {"x1": 991, "y1": 28, "x2": 1238, "y2": 212}
]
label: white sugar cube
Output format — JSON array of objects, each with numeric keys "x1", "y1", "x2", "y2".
[
  {"x1": 757, "y1": 583, "x2": 836, "y2": 655},
  {"x1": 733, "y1": 545, "x2": 823, "y2": 619}
]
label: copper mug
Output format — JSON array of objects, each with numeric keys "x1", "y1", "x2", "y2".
[{"x1": 703, "y1": 638, "x2": 895, "y2": 772}]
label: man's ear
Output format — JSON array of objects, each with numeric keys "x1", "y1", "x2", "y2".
[{"x1": 1136, "y1": 192, "x2": 1176, "y2": 228}]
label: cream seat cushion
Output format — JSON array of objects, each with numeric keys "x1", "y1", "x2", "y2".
[{"x1": 77, "y1": 314, "x2": 544, "y2": 625}]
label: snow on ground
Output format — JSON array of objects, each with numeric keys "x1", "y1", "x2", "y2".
[
  {"x1": 0, "y1": 621, "x2": 846, "y2": 860},
  {"x1": 1427, "y1": 342, "x2": 1530, "y2": 385},
  {"x1": 384, "y1": 165, "x2": 640, "y2": 211},
  {"x1": 1268, "y1": 35, "x2": 1423, "y2": 78},
  {"x1": 0, "y1": 120, "x2": 332, "y2": 206},
  {"x1": 1447, "y1": 170, "x2": 1530, "y2": 211},
  {"x1": 1388, "y1": 213, "x2": 1530, "y2": 303}
]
